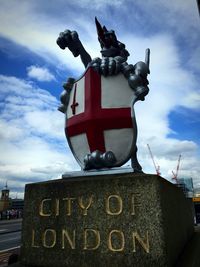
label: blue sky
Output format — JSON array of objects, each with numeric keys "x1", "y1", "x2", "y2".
[{"x1": 0, "y1": 0, "x2": 199, "y2": 198}]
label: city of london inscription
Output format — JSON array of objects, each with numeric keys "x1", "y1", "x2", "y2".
[{"x1": 30, "y1": 192, "x2": 150, "y2": 254}]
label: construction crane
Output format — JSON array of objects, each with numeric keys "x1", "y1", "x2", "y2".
[
  {"x1": 172, "y1": 154, "x2": 181, "y2": 183},
  {"x1": 147, "y1": 144, "x2": 161, "y2": 176}
]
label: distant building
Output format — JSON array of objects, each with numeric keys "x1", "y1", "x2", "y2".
[
  {"x1": 177, "y1": 178, "x2": 194, "y2": 198},
  {"x1": 178, "y1": 178, "x2": 194, "y2": 198},
  {"x1": 0, "y1": 183, "x2": 11, "y2": 212},
  {"x1": 194, "y1": 187, "x2": 200, "y2": 197},
  {"x1": 192, "y1": 181, "x2": 200, "y2": 224},
  {"x1": 11, "y1": 198, "x2": 24, "y2": 211},
  {"x1": 193, "y1": 197, "x2": 200, "y2": 224},
  {"x1": 0, "y1": 183, "x2": 24, "y2": 219}
]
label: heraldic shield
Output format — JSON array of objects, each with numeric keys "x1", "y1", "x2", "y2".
[{"x1": 65, "y1": 67, "x2": 138, "y2": 170}]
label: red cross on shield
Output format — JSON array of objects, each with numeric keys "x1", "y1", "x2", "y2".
[{"x1": 65, "y1": 67, "x2": 137, "y2": 169}]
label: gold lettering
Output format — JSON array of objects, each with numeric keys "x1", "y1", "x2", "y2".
[
  {"x1": 63, "y1": 197, "x2": 76, "y2": 216},
  {"x1": 42, "y1": 229, "x2": 56, "y2": 248},
  {"x1": 78, "y1": 195, "x2": 93, "y2": 215},
  {"x1": 131, "y1": 193, "x2": 141, "y2": 215},
  {"x1": 108, "y1": 230, "x2": 125, "y2": 252},
  {"x1": 55, "y1": 198, "x2": 59, "y2": 216},
  {"x1": 31, "y1": 229, "x2": 40, "y2": 248},
  {"x1": 132, "y1": 231, "x2": 150, "y2": 253},
  {"x1": 62, "y1": 229, "x2": 76, "y2": 249},
  {"x1": 106, "y1": 195, "x2": 123, "y2": 215},
  {"x1": 83, "y1": 229, "x2": 100, "y2": 250},
  {"x1": 39, "y1": 198, "x2": 52, "y2": 217}
]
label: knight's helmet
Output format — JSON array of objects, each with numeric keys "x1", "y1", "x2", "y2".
[{"x1": 95, "y1": 17, "x2": 130, "y2": 59}]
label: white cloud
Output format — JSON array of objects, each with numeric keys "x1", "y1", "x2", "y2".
[
  {"x1": 0, "y1": 1, "x2": 88, "y2": 74},
  {"x1": 61, "y1": 0, "x2": 124, "y2": 9},
  {"x1": 27, "y1": 65, "x2": 55, "y2": 82},
  {"x1": 125, "y1": 33, "x2": 199, "y2": 142},
  {"x1": 0, "y1": 0, "x2": 198, "y2": 78},
  {"x1": 182, "y1": 92, "x2": 200, "y2": 109},
  {"x1": 0, "y1": 74, "x2": 79, "y2": 197}
]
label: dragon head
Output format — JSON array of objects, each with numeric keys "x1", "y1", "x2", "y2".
[{"x1": 95, "y1": 17, "x2": 129, "y2": 60}]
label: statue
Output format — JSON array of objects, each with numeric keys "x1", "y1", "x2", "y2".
[{"x1": 57, "y1": 18, "x2": 150, "y2": 172}]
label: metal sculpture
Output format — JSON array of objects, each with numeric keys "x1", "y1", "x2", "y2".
[{"x1": 57, "y1": 18, "x2": 150, "y2": 172}]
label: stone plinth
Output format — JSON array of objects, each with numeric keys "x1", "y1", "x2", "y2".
[{"x1": 19, "y1": 173, "x2": 194, "y2": 267}]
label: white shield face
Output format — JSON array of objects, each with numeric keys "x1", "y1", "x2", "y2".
[{"x1": 65, "y1": 67, "x2": 137, "y2": 169}]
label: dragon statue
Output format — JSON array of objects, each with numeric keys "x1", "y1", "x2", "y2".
[{"x1": 57, "y1": 18, "x2": 150, "y2": 172}]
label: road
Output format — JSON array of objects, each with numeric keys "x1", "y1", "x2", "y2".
[
  {"x1": 0, "y1": 219, "x2": 22, "y2": 266},
  {"x1": 0, "y1": 231, "x2": 21, "y2": 251},
  {"x1": 0, "y1": 219, "x2": 22, "y2": 235}
]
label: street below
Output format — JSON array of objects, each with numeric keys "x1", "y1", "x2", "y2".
[
  {"x1": 0, "y1": 219, "x2": 22, "y2": 266},
  {"x1": 0, "y1": 231, "x2": 21, "y2": 251},
  {"x1": 0, "y1": 219, "x2": 22, "y2": 235}
]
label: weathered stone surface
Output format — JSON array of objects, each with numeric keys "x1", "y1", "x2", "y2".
[
  {"x1": 19, "y1": 173, "x2": 194, "y2": 267},
  {"x1": 175, "y1": 230, "x2": 200, "y2": 267}
]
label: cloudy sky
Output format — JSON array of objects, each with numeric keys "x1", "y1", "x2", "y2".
[{"x1": 0, "y1": 0, "x2": 199, "y2": 198}]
